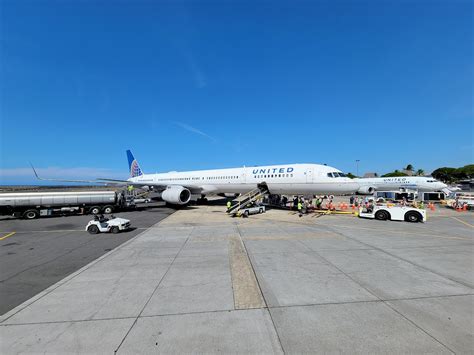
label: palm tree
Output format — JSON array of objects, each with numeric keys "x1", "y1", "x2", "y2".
[
  {"x1": 416, "y1": 169, "x2": 424, "y2": 176},
  {"x1": 405, "y1": 164, "x2": 414, "y2": 171}
]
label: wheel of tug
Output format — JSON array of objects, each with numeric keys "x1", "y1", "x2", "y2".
[
  {"x1": 375, "y1": 210, "x2": 389, "y2": 221},
  {"x1": 87, "y1": 225, "x2": 100, "y2": 234},
  {"x1": 405, "y1": 211, "x2": 421, "y2": 223}
]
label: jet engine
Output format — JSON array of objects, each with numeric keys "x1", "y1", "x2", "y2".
[
  {"x1": 357, "y1": 186, "x2": 375, "y2": 194},
  {"x1": 217, "y1": 193, "x2": 240, "y2": 198},
  {"x1": 161, "y1": 186, "x2": 192, "y2": 205}
]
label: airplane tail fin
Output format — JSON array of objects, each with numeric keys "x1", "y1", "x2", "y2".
[{"x1": 126, "y1": 150, "x2": 143, "y2": 178}]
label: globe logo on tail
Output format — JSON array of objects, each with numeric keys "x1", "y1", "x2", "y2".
[{"x1": 130, "y1": 160, "x2": 142, "y2": 178}]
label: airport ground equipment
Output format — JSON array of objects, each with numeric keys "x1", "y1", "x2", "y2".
[
  {"x1": 85, "y1": 215, "x2": 131, "y2": 234},
  {"x1": 418, "y1": 192, "x2": 446, "y2": 202},
  {"x1": 445, "y1": 193, "x2": 474, "y2": 210},
  {"x1": 0, "y1": 190, "x2": 136, "y2": 219},
  {"x1": 234, "y1": 202, "x2": 266, "y2": 217},
  {"x1": 375, "y1": 190, "x2": 417, "y2": 202},
  {"x1": 358, "y1": 205, "x2": 426, "y2": 223},
  {"x1": 227, "y1": 184, "x2": 269, "y2": 216}
]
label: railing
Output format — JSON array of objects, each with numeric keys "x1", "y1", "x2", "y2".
[{"x1": 227, "y1": 185, "x2": 268, "y2": 214}]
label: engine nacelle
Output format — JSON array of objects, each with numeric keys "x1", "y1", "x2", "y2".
[
  {"x1": 358, "y1": 186, "x2": 375, "y2": 194},
  {"x1": 217, "y1": 193, "x2": 240, "y2": 198},
  {"x1": 161, "y1": 186, "x2": 192, "y2": 205}
]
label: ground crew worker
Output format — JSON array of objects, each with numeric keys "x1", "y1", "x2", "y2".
[
  {"x1": 419, "y1": 201, "x2": 425, "y2": 209},
  {"x1": 297, "y1": 200, "x2": 303, "y2": 217},
  {"x1": 316, "y1": 197, "x2": 322, "y2": 210},
  {"x1": 226, "y1": 200, "x2": 232, "y2": 211},
  {"x1": 293, "y1": 196, "x2": 299, "y2": 210},
  {"x1": 127, "y1": 185, "x2": 134, "y2": 196}
]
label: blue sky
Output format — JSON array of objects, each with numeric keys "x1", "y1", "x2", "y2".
[{"x1": 1, "y1": 0, "x2": 472, "y2": 184}]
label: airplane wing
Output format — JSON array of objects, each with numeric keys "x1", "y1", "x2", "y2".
[
  {"x1": 31, "y1": 165, "x2": 203, "y2": 194},
  {"x1": 30, "y1": 164, "x2": 111, "y2": 184}
]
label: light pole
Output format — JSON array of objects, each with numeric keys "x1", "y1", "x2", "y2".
[{"x1": 356, "y1": 160, "x2": 360, "y2": 177}]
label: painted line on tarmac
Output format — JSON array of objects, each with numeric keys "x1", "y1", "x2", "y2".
[
  {"x1": 450, "y1": 217, "x2": 474, "y2": 228},
  {"x1": 229, "y1": 234, "x2": 266, "y2": 310},
  {"x1": 0, "y1": 232, "x2": 16, "y2": 241}
]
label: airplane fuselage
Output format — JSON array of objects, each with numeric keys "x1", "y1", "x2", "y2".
[
  {"x1": 129, "y1": 163, "x2": 359, "y2": 195},
  {"x1": 355, "y1": 176, "x2": 447, "y2": 193}
]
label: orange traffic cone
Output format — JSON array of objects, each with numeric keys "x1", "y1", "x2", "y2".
[{"x1": 463, "y1": 204, "x2": 467, "y2": 211}]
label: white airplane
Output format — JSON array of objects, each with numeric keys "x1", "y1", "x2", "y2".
[
  {"x1": 354, "y1": 176, "x2": 447, "y2": 195},
  {"x1": 122, "y1": 150, "x2": 359, "y2": 205}
]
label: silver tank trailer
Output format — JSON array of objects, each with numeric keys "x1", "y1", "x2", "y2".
[
  {"x1": 0, "y1": 191, "x2": 117, "y2": 207},
  {"x1": 0, "y1": 191, "x2": 124, "y2": 218}
]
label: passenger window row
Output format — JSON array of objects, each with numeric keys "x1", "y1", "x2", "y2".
[
  {"x1": 254, "y1": 174, "x2": 293, "y2": 179},
  {"x1": 155, "y1": 176, "x2": 239, "y2": 182}
]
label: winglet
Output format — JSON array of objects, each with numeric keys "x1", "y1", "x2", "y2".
[{"x1": 30, "y1": 162, "x2": 42, "y2": 180}]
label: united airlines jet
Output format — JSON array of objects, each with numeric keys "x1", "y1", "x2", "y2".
[
  {"x1": 125, "y1": 150, "x2": 359, "y2": 205},
  {"x1": 355, "y1": 176, "x2": 447, "y2": 195},
  {"x1": 32, "y1": 150, "x2": 359, "y2": 205}
]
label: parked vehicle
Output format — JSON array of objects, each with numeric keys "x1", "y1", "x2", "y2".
[
  {"x1": 0, "y1": 190, "x2": 135, "y2": 219},
  {"x1": 444, "y1": 192, "x2": 474, "y2": 210},
  {"x1": 237, "y1": 202, "x2": 266, "y2": 217},
  {"x1": 86, "y1": 215, "x2": 131, "y2": 234},
  {"x1": 375, "y1": 191, "x2": 417, "y2": 202},
  {"x1": 358, "y1": 205, "x2": 426, "y2": 223},
  {"x1": 418, "y1": 192, "x2": 446, "y2": 202}
]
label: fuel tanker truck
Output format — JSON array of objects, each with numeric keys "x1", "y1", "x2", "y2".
[{"x1": 0, "y1": 190, "x2": 136, "y2": 219}]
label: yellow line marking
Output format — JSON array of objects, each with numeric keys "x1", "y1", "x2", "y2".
[
  {"x1": 451, "y1": 217, "x2": 474, "y2": 228},
  {"x1": 0, "y1": 232, "x2": 16, "y2": 241},
  {"x1": 229, "y1": 235, "x2": 266, "y2": 309}
]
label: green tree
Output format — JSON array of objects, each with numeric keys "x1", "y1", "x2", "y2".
[
  {"x1": 405, "y1": 164, "x2": 414, "y2": 171},
  {"x1": 416, "y1": 169, "x2": 425, "y2": 176},
  {"x1": 346, "y1": 172, "x2": 357, "y2": 179},
  {"x1": 431, "y1": 167, "x2": 457, "y2": 183},
  {"x1": 455, "y1": 164, "x2": 474, "y2": 179},
  {"x1": 381, "y1": 170, "x2": 408, "y2": 177}
]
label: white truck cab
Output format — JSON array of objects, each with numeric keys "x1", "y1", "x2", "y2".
[{"x1": 358, "y1": 205, "x2": 426, "y2": 223}]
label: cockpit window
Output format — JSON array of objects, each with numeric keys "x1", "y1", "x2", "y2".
[
  {"x1": 332, "y1": 172, "x2": 340, "y2": 177},
  {"x1": 338, "y1": 173, "x2": 347, "y2": 177},
  {"x1": 327, "y1": 173, "x2": 333, "y2": 178}
]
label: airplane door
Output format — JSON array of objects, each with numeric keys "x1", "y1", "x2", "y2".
[{"x1": 306, "y1": 168, "x2": 313, "y2": 183}]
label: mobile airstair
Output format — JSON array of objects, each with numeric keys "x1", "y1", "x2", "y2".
[{"x1": 227, "y1": 183, "x2": 269, "y2": 216}]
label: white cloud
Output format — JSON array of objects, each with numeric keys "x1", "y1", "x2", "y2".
[{"x1": 173, "y1": 122, "x2": 216, "y2": 142}]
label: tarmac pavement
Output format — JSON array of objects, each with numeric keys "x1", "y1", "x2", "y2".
[
  {"x1": 0, "y1": 204, "x2": 473, "y2": 354},
  {"x1": 0, "y1": 203, "x2": 175, "y2": 315}
]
